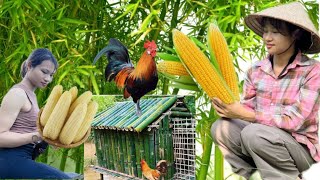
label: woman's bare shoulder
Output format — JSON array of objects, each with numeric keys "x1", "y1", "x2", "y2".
[{"x1": 1, "y1": 88, "x2": 28, "y2": 107}]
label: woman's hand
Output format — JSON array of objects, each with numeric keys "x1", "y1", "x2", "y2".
[{"x1": 211, "y1": 97, "x2": 256, "y2": 122}]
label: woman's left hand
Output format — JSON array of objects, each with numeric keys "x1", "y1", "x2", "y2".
[{"x1": 211, "y1": 97, "x2": 248, "y2": 119}]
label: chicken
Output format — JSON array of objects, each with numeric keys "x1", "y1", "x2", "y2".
[
  {"x1": 93, "y1": 38, "x2": 158, "y2": 116},
  {"x1": 141, "y1": 159, "x2": 168, "y2": 180}
]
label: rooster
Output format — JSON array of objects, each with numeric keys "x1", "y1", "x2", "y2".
[
  {"x1": 93, "y1": 38, "x2": 158, "y2": 116},
  {"x1": 141, "y1": 159, "x2": 168, "y2": 180}
]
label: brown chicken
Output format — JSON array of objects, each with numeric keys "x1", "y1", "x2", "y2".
[
  {"x1": 93, "y1": 38, "x2": 158, "y2": 116},
  {"x1": 141, "y1": 159, "x2": 168, "y2": 180}
]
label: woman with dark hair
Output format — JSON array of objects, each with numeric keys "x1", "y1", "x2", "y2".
[
  {"x1": 0, "y1": 48, "x2": 77, "y2": 179},
  {"x1": 211, "y1": 2, "x2": 320, "y2": 180}
]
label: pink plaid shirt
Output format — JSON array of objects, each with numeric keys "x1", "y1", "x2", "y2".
[{"x1": 241, "y1": 51, "x2": 320, "y2": 161}]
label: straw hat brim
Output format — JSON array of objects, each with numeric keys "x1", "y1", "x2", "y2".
[{"x1": 244, "y1": 2, "x2": 320, "y2": 54}]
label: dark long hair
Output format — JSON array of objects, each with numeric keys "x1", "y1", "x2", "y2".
[
  {"x1": 261, "y1": 17, "x2": 312, "y2": 53},
  {"x1": 20, "y1": 48, "x2": 58, "y2": 78}
]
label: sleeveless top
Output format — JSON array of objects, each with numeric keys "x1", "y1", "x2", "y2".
[{"x1": 9, "y1": 83, "x2": 39, "y2": 133}]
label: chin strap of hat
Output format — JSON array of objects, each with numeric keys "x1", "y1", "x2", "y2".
[{"x1": 308, "y1": 33, "x2": 314, "y2": 50}]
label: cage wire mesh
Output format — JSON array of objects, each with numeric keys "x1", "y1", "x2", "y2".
[{"x1": 171, "y1": 116, "x2": 196, "y2": 180}]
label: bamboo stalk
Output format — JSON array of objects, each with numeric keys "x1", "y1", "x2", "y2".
[
  {"x1": 93, "y1": 130, "x2": 102, "y2": 166},
  {"x1": 75, "y1": 145, "x2": 84, "y2": 174},
  {"x1": 143, "y1": 132, "x2": 150, "y2": 168},
  {"x1": 59, "y1": 148, "x2": 70, "y2": 171},
  {"x1": 100, "y1": 130, "x2": 108, "y2": 167},
  {"x1": 104, "y1": 130, "x2": 111, "y2": 168},
  {"x1": 118, "y1": 131, "x2": 125, "y2": 173},
  {"x1": 115, "y1": 131, "x2": 121, "y2": 172},
  {"x1": 168, "y1": 118, "x2": 175, "y2": 178},
  {"x1": 170, "y1": 107, "x2": 189, "y2": 112},
  {"x1": 120, "y1": 98, "x2": 154, "y2": 127},
  {"x1": 149, "y1": 129, "x2": 155, "y2": 169},
  {"x1": 155, "y1": 122, "x2": 160, "y2": 165},
  {"x1": 120, "y1": 99, "x2": 157, "y2": 128},
  {"x1": 163, "y1": 116, "x2": 170, "y2": 179},
  {"x1": 109, "y1": 104, "x2": 133, "y2": 126},
  {"x1": 110, "y1": 132, "x2": 115, "y2": 170},
  {"x1": 129, "y1": 132, "x2": 138, "y2": 176},
  {"x1": 134, "y1": 134, "x2": 142, "y2": 177},
  {"x1": 125, "y1": 133, "x2": 132, "y2": 176},
  {"x1": 170, "y1": 111, "x2": 193, "y2": 118},
  {"x1": 134, "y1": 97, "x2": 177, "y2": 132},
  {"x1": 122, "y1": 132, "x2": 128, "y2": 175},
  {"x1": 92, "y1": 107, "x2": 116, "y2": 126}
]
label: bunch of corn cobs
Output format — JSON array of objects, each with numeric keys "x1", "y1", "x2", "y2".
[{"x1": 39, "y1": 85, "x2": 98, "y2": 145}]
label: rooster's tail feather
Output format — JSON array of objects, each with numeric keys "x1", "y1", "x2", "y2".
[{"x1": 113, "y1": 68, "x2": 134, "y2": 88}]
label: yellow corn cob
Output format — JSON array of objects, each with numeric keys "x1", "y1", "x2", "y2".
[
  {"x1": 42, "y1": 91, "x2": 72, "y2": 140},
  {"x1": 59, "y1": 103, "x2": 87, "y2": 145},
  {"x1": 208, "y1": 23, "x2": 240, "y2": 100},
  {"x1": 173, "y1": 29, "x2": 235, "y2": 103},
  {"x1": 72, "y1": 101, "x2": 98, "y2": 143},
  {"x1": 157, "y1": 61, "x2": 189, "y2": 76},
  {"x1": 69, "y1": 86, "x2": 78, "y2": 103},
  {"x1": 68, "y1": 91, "x2": 92, "y2": 116},
  {"x1": 40, "y1": 85, "x2": 63, "y2": 126}
]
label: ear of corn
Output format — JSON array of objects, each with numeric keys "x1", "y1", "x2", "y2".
[
  {"x1": 157, "y1": 61, "x2": 189, "y2": 76},
  {"x1": 40, "y1": 85, "x2": 63, "y2": 126},
  {"x1": 69, "y1": 86, "x2": 78, "y2": 103},
  {"x1": 68, "y1": 91, "x2": 92, "y2": 116},
  {"x1": 208, "y1": 23, "x2": 240, "y2": 100},
  {"x1": 72, "y1": 101, "x2": 98, "y2": 143},
  {"x1": 59, "y1": 103, "x2": 87, "y2": 145},
  {"x1": 172, "y1": 29, "x2": 235, "y2": 104},
  {"x1": 42, "y1": 91, "x2": 72, "y2": 140}
]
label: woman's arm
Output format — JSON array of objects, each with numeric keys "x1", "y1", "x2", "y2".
[
  {"x1": 212, "y1": 64, "x2": 320, "y2": 132},
  {"x1": 0, "y1": 88, "x2": 39, "y2": 148},
  {"x1": 212, "y1": 98, "x2": 256, "y2": 122},
  {"x1": 211, "y1": 67, "x2": 257, "y2": 122}
]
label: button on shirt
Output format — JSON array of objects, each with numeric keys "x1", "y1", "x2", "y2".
[{"x1": 241, "y1": 52, "x2": 320, "y2": 162}]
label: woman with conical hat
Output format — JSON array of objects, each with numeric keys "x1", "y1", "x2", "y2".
[{"x1": 211, "y1": 2, "x2": 320, "y2": 179}]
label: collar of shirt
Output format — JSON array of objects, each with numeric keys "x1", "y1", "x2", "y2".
[{"x1": 254, "y1": 51, "x2": 312, "y2": 78}]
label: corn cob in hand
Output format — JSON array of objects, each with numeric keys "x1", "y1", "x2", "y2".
[{"x1": 173, "y1": 29, "x2": 236, "y2": 104}]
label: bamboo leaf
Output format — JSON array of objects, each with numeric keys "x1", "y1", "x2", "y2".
[
  {"x1": 152, "y1": 0, "x2": 163, "y2": 7},
  {"x1": 77, "y1": 65, "x2": 96, "y2": 69},
  {"x1": 30, "y1": 30, "x2": 37, "y2": 47},
  {"x1": 130, "y1": 1, "x2": 140, "y2": 20},
  {"x1": 169, "y1": 82, "x2": 200, "y2": 91},
  {"x1": 57, "y1": 69, "x2": 70, "y2": 84},
  {"x1": 73, "y1": 76, "x2": 85, "y2": 89},
  {"x1": 58, "y1": 60, "x2": 70, "y2": 69},
  {"x1": 90, "y1": 71, "x2": 100, "y2": 95},
  {"x1": 157, "y1": 53, "x2": 180, "y2": 61},
  {"x1": 139, "y1": 13, "x2": 154, "y2": 30},
  {"x1": 114, "y1": 4, "x2": 135, "y2": 22},
  {"x1": 58, "y1": 18, "x2": 89, "y2": 25},
  {"x1": 76, "y1": 68, "x2": 90, "y2": 76},
  {"x1": 190, "y1": 36, "x2": 207, "y2": 50}
]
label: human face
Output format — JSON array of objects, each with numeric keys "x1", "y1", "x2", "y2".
[
  {"x1": 27, "y1": 60, "x2": 56, "y2": 89},
  {"x1": 262, "y1": 22, "x2": 295, "y2": 55}
]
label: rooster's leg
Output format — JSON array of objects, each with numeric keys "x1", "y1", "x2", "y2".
[{"x1": 135, "y1": 99, "x2": 142, "y2": 116}]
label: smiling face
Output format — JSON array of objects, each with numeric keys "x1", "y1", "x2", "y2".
[
  {"x1": 26, "y1": 60, "x2": 56, "y2": 89},
  {"x1": 262, "y1": 20, "x2": 296, "y2": 55}
]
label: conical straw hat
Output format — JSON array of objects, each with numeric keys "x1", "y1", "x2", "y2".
[{"x1": 244, "y1": 2, "x2": 320, "y2": 54}]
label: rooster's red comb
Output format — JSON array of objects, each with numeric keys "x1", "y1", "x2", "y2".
[{"x1": 144, "y1": 40, "x2": 157, "y2": 50}]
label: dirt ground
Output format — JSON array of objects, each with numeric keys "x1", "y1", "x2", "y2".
[
  {"x1": 84, "y1": 142, "x2": 101, "y2": 180},
  {"x1": 84, "y1": 142, "x2": 123, "y2": 180}
]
